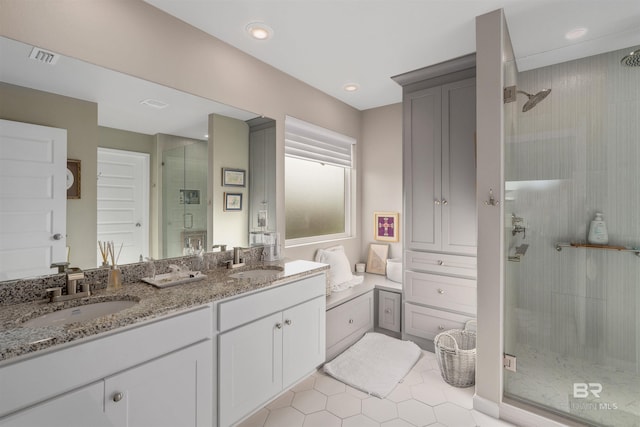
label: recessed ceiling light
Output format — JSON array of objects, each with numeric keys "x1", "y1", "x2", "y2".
[
  {"x1": 246, "y1": 22, "x2": 273, "y2": 40},
  {"x1": 140, "y1": 99, "x2": 169, "y2": 109},
  {"x1": 343, "y1": 83, "x2": 360, "y2": 92},
  {"x1": 565, "y1": 27, "x2": 588, "y2": 40}
]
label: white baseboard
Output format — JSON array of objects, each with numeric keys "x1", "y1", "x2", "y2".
[{"x1": 473, "y1": 394, "x2": 500, "y2": 418}]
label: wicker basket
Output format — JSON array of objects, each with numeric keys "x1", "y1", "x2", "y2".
[{"x1": 434, "y1": 320, "x2": 477, "y2": 388}]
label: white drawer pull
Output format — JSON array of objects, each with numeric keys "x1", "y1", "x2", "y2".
[
  {"x1": 437, "y1": 289, "x2": 445, "y2": 294},
  {"x1": 348, "y1": 319, "x2": 354, "y2": 324},
  {"x1": 438, "y1": 325, "x2": 445, "y2": 330},
  {"x1": 437, "y1": 260, "x2": 444, "y2": 266}
]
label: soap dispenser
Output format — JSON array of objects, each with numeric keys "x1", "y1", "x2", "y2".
[{"x1": 588, "y1": 212, "x2": 609, "y2": 245}]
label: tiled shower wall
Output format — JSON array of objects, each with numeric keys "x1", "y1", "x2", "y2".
[{"x1": 505, "y1": 46, "x2": 640, "y2": 371}]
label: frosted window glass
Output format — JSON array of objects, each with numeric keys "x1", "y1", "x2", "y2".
[{"x1": 285, "y1": 157, "x2": 346, "y2": 239}]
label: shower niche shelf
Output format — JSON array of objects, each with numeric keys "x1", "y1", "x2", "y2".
[{"x1": 555, "y1": 242, "x2": 640, "y2": 257}]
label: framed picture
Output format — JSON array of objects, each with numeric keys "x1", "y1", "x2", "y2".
[
  {"x1": 366, "y1": 243, "x2": 389, "y2": 275},
  {"x1": 374, "y1": 212, "x2": 399, "y2": 242},
  {"x1": 224, "y1": 192, "x2": 243, "y2": 211},
  {"x1": 66, "y1": 159, "x2": 81, "y2": 199},
  {"x1": 222, "y1": 168, "x2": 246, "y2": 187}
]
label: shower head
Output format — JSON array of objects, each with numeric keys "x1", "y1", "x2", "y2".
[
  {"x1": 517, "y1": 89, "x2": 551, "y2": 112},
  {"x1": 621, "y1": 49, "x2": 640, "y2": 67}
]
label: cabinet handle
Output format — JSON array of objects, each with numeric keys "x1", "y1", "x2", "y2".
[
  {"x1": 442, "y1": 199, "x2": 448, "y2": 206},
  {"x1": 438, "y1": 325, "x2": 445, "y2": 330},
  {"x1": 437, "y1": 260, "x2": 444, "y2": 266},
  {"x1": 437, "y1": 289, "x2": 445, "y2": 294},
  {"x1": 434, "y1": 199, "x2": 441, "y2": 205},
  {"x1": 275, "y1": 323, "x2": 282, "y2": 329},
  {"x1": 112, "y1": 392, "x2": 123, "y2": 402},
  {"x1": 348, "y1": 319, "x2": 354, "y2": 324},
  {"x1": 285, "y1": 319, "x2": 292, "y2": 326},
  {"x1": 384, "y1": 309, "x2": 391, "y2": 314}
]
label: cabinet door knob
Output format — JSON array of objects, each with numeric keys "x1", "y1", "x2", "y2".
[
  {"x1": 284, "y1": 319, "x2": 292, "y2": 326},
  {"x1": 437, "y1": 260, "x2": 444, "y2": 266},
  {"x1": 52, "y1": 233, "x2": 63, "y2": 240},
  {"x1": 275, "y1": 322, "x2": 282, "y2": 329},
  {"x1": 348, "y1": 319, "x2": 354, "y2": 324},
  {"x1": 437, "y1": 289, "x2": 445, "y2": 294},
  {"x1": 438, "y1": 325, "x2": 445, "y2": 330},
  {"x1": 112, "y1": 392, "x2": 123, "y2": 402},
  {"x1": 384, "y1": 309, "x2": 391, "y2": 314},
  {"x1": 434, "y1": 199, "x2": 441, "y2": 205},
  {"x1": 442, "y1": 199, "x2": 448, "y2": 206}
]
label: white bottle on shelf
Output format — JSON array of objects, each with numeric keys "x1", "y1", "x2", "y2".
[{"x1": 588, "y1": 212, "x2": 609, "y2": 245}]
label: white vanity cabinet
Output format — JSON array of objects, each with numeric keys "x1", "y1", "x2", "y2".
[
  {"x1": 0, "y1": 305, "x2": 213, "y2": 427},
  {"x1": 217, "y1": 273, "x2": 326, "y2": 427}
]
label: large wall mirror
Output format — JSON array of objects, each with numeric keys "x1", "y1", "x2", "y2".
[{"x1": 0, "y1": 36, "x2": 276, "y2": 281}]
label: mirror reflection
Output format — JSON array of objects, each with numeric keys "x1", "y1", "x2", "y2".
[{"x1": 0, "y1": 36, "x2": 276, "y2": 281}]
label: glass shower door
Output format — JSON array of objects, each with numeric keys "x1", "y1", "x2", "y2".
[
  {"x1": 162, "y1": 140, "x2": 208, "y2": 258},
  {"x1": 502, "y1": 45, "x2": 640, "y2": 427}
]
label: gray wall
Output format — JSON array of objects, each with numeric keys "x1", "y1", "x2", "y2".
[{"x1": 360, "y1": 104, "x2": 403, "y2": 263}]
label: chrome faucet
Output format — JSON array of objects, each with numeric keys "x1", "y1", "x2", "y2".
[
  {"x1": 227, "y1": 247, "x2": 248, "y2": 269},
  {"x1": 46, "y1": 267, "x2": 90, "y2": 302}
]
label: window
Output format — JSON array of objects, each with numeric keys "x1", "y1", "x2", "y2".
[{"x1": 284, "y1": 116, "x2": 355, "y2": 245}]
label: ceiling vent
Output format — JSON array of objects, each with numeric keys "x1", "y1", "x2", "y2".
[
  {"x1": 29, "y1": 47, "x2": 60, "y2": 65},
  {"x1": 140, "y1": 99, "x2": 169, "y2": 109}
]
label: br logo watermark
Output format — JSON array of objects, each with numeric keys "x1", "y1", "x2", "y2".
[
  {"x1": 573, "y1": 383, "x2": 602, "y2": 398},
  {"x1": 571, "y1": 383, "x2": 618, "y2": 411}
]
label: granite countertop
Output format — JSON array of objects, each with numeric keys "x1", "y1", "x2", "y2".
[{"x1": 0, "y1": 259, "x2": 328, "y2": 363}]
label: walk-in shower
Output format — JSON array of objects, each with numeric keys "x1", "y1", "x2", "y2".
[{"x1": 503, "y1": 46, "x2": 639, "y2": 426}]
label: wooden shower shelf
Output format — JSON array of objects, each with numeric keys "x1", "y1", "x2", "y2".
[{"x1": 555, "y1": 242, "x2": 640, "y2": 257}]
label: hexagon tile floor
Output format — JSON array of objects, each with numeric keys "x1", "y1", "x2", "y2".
[{"x1": 236, "y1": 350, "x2": 515, "y2": 427}]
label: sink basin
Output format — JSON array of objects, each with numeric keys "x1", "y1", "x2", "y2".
[
  {"x1": 141, "y1": 271, "x2": 207, "y2": 288},
  {"x1": 228, "y1": 267, "x2": 283, "y2": 280},
  {"x1": 23, "y1": 300, "x2": 138, "y2": 328}
]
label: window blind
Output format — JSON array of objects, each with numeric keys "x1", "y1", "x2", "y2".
[{"x1": 284, "y1": 116, "x2": 356, "y2": 168}]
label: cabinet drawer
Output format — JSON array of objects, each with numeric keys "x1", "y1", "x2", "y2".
[
  {"x1": 405, "y1": 250, "x2": 476, "y2": 278},
  {"x1": 404, "y1": 303, "x2": 474, "y2": 341},
  {"x1": 378, "y1": 290, "x2": 401, "y2": 333},
  {"x1": 217, "y1": 273, "x2": 326, "y2": 332},
  {"x1": 326, "y1": 291, "x2": 373, "y2": 360},
  {"x1": 405, "y1": 271, "x2": 476, "y2": 315}
]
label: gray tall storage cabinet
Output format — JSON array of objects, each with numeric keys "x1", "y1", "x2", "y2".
[{"x1": 393, "y1": 54, "x2": 477, "y2": 351}]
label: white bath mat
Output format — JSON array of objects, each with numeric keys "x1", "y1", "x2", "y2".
[{"x1": 323, "y1": 332, "x2": 421, "y2": 398}]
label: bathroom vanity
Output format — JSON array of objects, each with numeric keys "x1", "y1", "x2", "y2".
[{"x1": 0, "y1": 259, "x2": 328, "y2": 427}]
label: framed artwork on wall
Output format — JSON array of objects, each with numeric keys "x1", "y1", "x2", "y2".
[
  {"x1": 224, "y1": 192, "x2": 243, "y2": 211},
  {"x1": 374, "y1": 211, "x2": 399, "y2": 242},
  {"x1": 222, "y1": 168, "x2": 246, "y2": 187},
  {"x1": 366, "y1": 243, "x2": 389, "y2": 275},
  {"x1": 66, "y1": 159, "x2": 81, "y2": 199}
]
